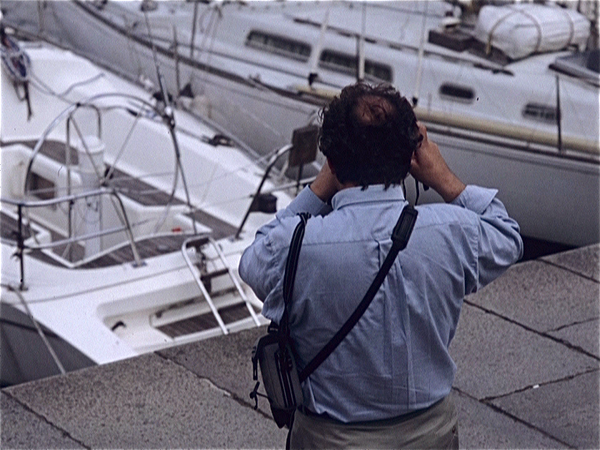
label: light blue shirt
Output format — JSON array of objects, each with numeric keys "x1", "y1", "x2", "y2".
[{"x1": 240, "y1": 184, "x2": 522, "y2": 422}]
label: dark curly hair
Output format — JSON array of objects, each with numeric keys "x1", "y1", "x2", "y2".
[{"x1": 319, "y1": 82, "x2": 422, "y2": 189}]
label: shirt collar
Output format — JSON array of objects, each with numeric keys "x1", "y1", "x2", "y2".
[{"x1": 331, "y1": 184, "x2": 406, "y2": 210}]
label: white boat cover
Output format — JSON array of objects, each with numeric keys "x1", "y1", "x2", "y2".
[{"x1": 473, "y1": 4, "x2": 590, "y2": 60}]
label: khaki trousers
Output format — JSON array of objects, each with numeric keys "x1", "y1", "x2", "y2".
[{"x1": 288, "y1": 394, "x2": 459, "y2": 449}]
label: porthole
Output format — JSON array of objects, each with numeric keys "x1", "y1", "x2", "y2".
[
  {"x1": 319, "y1": 49, "x2": 392, "y2": 82},
  {"x1": 439, "y1": 83, "x2": 475, "y2": 103},
  {"x1": 522, "y1": 103, "x2": 558, "y2": 123},
  {"x1": 245, "y1": 30, "x2": 311, "y2": 62}
]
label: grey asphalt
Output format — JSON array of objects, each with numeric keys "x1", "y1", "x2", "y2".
[{"x1": 1, "y1": 244, "x2": 598, "y2": 449}]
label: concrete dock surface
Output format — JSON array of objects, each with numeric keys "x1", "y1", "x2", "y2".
[{"x1": 1, "y1": 244, "x2": 599, "y2": 449}]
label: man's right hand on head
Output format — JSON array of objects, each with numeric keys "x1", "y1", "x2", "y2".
[{"x1": 410, "y1": 123, "x2": 465, "y2": 203}]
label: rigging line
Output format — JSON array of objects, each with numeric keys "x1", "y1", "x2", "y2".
[
  {"x1": 188, "y1": 191, "x2": 268, "y2": 212},
  {"x1": 111, "y1": 162, "x2": 278, "y2": 210},
  {"x1": 103, "y1": 105, "x2": 145, "y2": 182},
  {"x1": 174, "y1": 123, "x2": 276, "y2": 168},
  {"x1": 27, "y1": 76, "x2": 87, "y2": 106},
  {"x1": 31, "y1": 72, "x2": 105, "y2": 98},
  {"x1": 100, "y1": 141, "x2": 282, "y2": 202},
  {"x1": 396, "y1": 3, "x2": 413, "y2": 41},
  {"x1": 195, "y1": 4, "x2": 223, "y2": 87},
  {"x1": 204, "y1": 8, "x2": 222, "y2": 74},
  {"x1": 204, "y1": 77, "x2": 290, "y2": 139},
  {"x1": 32, "y1": 72, "x2": 106, "y2": 98},
  {"x1": 412, "y1": 0, "x2": 429, "y2": 107},
  {"x1": 69, "y1": 197, "x2": 151, "y2": 233},
  {"x1": 142, "y1": 10, "x2": 161, "y2": 81},
  {"x1": 3, "y1": 283, "x2": 67, "y2": 376},
  {"x1": 181, "y1": 54, "x2": 312, "y2": 143},
  {"x1": 69, "y1": 118, "x2": 105, "y2": 182},
  {"x1": 105, "y1": 170, "x2": 176, "y2": 183},
  {"x1": 105, "y1": 190, "x2": 141, "y2": 253},
  {"x1": 178, "y1": 156, "x2": 287, "y2": 193},
  {"x1": 196, "y1": 3, "x2": 218, "y2": 63},
  {"x1": 199, "y1": 162, "x2": 220, "y2": 206},
  {"x1": 142, "y1": 10, "x2": 194, "y2": 234},
  {"x1": 61, "y1": 198, "x2": 92, "y2": 260},
  {"x1": 151, "y1": 146, "x2": 181, "y2": 234},
  {"x1": 556, "y1": 78, "x2": 588, "y2": 138},
  {"x1": 122, "y1": 13, "x2": 145, "y2": 80}
]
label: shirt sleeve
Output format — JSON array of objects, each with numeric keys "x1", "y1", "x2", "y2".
[
  {"x1": 239, "y1": 186, "x2": 329, "y2": 308},
  {"x1": 452, "y1": 185, "x2": 524, "y2": 291}
]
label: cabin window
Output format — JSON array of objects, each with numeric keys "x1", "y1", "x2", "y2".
[
  {"x1": 319, "y1": 49, "x2": 392, "y2": 82},
  {"x1": 245, "y1": 30, "x2": 311, "y2": 61},
  {"x1": 439, "y1": 83, "x2": 475, "y2": 103},
  {"x1": 522, "y1": 103, "x2": 558, "y2": 123},
  {"x1": 27, "y1": 173, "x2": 56, "y2": 201}
]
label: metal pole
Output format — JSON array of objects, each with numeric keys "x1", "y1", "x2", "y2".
[
  {"x1": 190, "y1": 0, "x2": 199, "y2": 60},
  {"x1": 357, "y1": 2, "x2": 366, "y2": 81},
  {"x1": 556, "y1": 75, "x2": 563, "y2": 154},
  {"x1": 66, "y1": 117, "x2": 73, "y2": 259},
  {"x1": 412, "y1": 1, "x2": 429, "y2": 106},
  {"x1": 173, "y1": 25, "x2": 181, "y2": 95},
  {"x1": 37, "y1": 0, "x2": 45, "y2": 35},
  {"x1": 235, "y1": 145, "x2": 292, "y2": 240},
  {"x1": 307, "y1": 5, "x2": 330, "y2": 85},
  {"x1": 17, "y1": 205, "x2": 26, "y2": 291},
  {"x1": 109, "y1": 191, "x2": 144, "y2": 267}
]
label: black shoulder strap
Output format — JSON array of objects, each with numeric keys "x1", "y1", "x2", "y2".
[
  {"x1": 298, "y1": 205, "x2": 418, "y2": 382},
  {"x1": 279, "y1": 212, "x2": 310, "y2": 336}
]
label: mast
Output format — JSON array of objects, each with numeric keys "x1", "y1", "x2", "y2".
[
  {"x1": 556, "y1": 75, "x2": 563, "y2": 154},
  {"x1": 412, "y1": 1, "x2": 429, "y2": 107},
  {"x1": 357, "y1": 2, "x2": 366, "y2": 82},
  {"x1": 190, "y1": 0, "x2": 199, "y2": 59},
  {"x1": 307, "y1": 4, "x2": 330, "y2": 86}
]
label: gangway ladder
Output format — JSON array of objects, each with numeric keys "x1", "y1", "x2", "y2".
[{"x1": 181, "y1": 235, "x2": 261, "y2": 335}]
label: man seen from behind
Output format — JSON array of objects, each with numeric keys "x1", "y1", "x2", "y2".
[{"x1": 239, "y1": 82, "x2": 523, "y2": 449}]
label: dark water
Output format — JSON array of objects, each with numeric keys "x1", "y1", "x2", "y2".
[{"x1": 520, "y1": 236, "x2": 575, "y2": 262}]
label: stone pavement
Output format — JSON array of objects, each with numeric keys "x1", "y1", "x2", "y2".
[{"x1": 1, "y1": 245, "x2": 598, "y2": 449}]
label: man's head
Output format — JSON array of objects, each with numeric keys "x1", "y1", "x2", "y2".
[{"x1": 319, "y1": 82, "x2": 422, "y2": 189}]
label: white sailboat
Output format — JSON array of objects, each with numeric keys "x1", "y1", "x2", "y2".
[
  {"x1": 0, "y1": 27, "x2": 299, "y2": 386},
  {"x1": 3, "y1": 0, "x2": 597, "y2": 247}
]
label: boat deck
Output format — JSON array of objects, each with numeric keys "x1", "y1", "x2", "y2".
[
  {"x1": 1, "y1": 211, "x2": 202, "y2": 268},
  {"x1": 23, "y1": 138, "x2": 238, "y2": 232},
  {"x1": 80, "y1": 233, "x2": 193, "y2": 269},
  {"x1": 1, "y1": 139, "x2": 239, "y2": 269}
]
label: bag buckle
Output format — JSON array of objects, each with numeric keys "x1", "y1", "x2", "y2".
[{"x1": 249, "y1": 381, "x2": 269, "y2": 410}]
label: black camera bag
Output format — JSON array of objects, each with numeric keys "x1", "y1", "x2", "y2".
[{"x1": 252, "y1": 325, "x2": 303, "y2": 428}]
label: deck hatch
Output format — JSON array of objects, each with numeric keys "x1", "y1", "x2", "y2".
[{"x1": 156, "y1": 302, "x2": 260, "y2": 338}]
